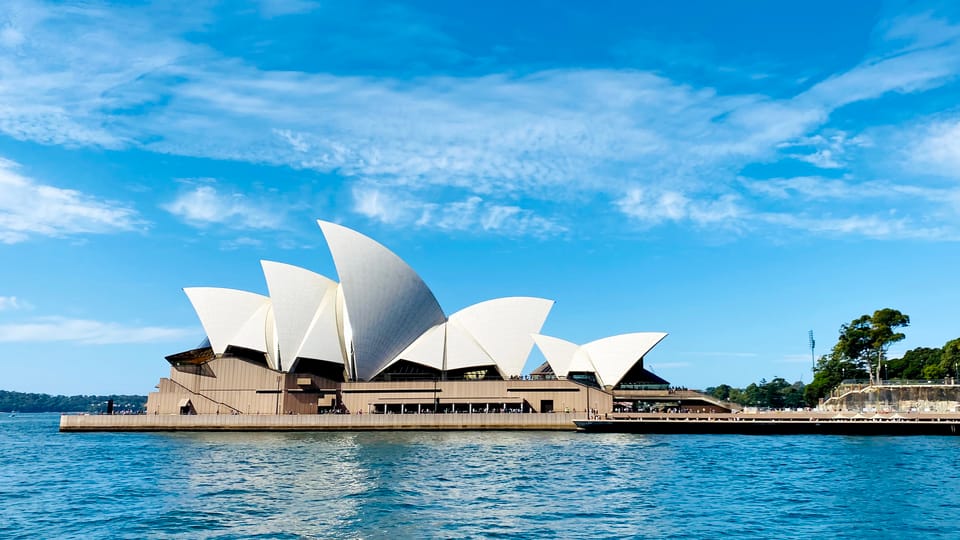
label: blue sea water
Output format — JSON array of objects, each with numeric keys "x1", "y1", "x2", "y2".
[{"x1": 2, "y1": 414, "x2": 960, "y2": 539}]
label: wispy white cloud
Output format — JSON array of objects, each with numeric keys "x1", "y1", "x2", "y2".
[
  {"x1": 742, "y1": 176, "x2": 860, "y2": 200},
  {"x1": 0, "y1": 26, "x2": 25, "y2": 48},
  {"x1": 615, "y1": 187, "x2": 744, "y2": 228},
  {"x1": 0, "y1": 158, "x2": 143, "y2": 243},
  {"x1": 778, "y1": 131, "x2": 869, "y2": 169},
  {"x1": 740, "y1": 175, "x2": 960, "y2": 203},
  {"x1": 163, "y1": 184, "x2": 286, "y2": 230},
  {"x1": 0, "y1": 1, "x2": 196, "y2": 148},
  {"x1": 352, "y1": 185, "x2": 566, "y2": 237},
  {"x1": 640, "y1": 174, "x2": 960, "y2": 240},
  {"x1": 879, "y1": 12, "x2": 960, "y2": 55},
  {"x1": 1, "y1": 2, "x2": 960, "y2": 240},
  {"x1": 760, "y1": 212, "x2": 955, "y2": 241},
  {"x1": 0, "y1": 296, "x2": 22, "y2": 311},
  {"x1": 0, "y1": 316, "x2": 194, "y2": 344},
  {"x1": 904, "y1": 117, "x2": 960, "y2": 177}
]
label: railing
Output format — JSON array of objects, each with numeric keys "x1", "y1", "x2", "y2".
[
  {"x1": 877, "y1": 379, "x2": 959, "y2": 386},
  {"x1": 617, "y1": 384, "x2": 670, "y2": 390},
  {"x1": 831, "y1": 379, "x2": 960, "y2": 399},
  {"x1": 839, "y1": 379, "x2": 959, "y2": 386}
]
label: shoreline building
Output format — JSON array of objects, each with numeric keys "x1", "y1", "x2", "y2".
[{"x1": 147, "y1": 221, "x2": 730, "y2": 416}]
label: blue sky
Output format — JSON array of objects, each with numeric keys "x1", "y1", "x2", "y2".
[{"x1": 2, "y1": 0, "x2": 960, "y2": 394}]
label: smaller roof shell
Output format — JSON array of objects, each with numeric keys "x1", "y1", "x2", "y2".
[
  {"x1": 582, "y1": 332, "x2": 668, "y2": 387},
  {"x1": 533, "y1": 332, "x2": 668, "y2": 388},
  {"x1": 448, "y1": 297, "x2": 553, "y2": 378},
  {"x1": 183, "y1": 287, "x2": 273, "y2": 363},
  {"x1": 261, "y1": 261, "x2": 342, "y2": 372},
  {"x1": 532, "y1": 334, "x2": 583, "y2": 379},
  {"x1": 390, "y1": 322, "x2": 446, "y2": 371}
]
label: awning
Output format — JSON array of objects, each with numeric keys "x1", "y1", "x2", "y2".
[{"x1": 178, "y1": 398, "x2": 192, "y2": 407}]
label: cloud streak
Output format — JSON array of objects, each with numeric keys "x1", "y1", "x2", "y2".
[
  {"x1": 352, "y1": 185, "x2": 566, "y2": 237},
  {"x1": 163, "y1": 184, "x2": 286, "y2": 230},
  {"x1": 0, "y1": 158, "x2": 144, "y2": 243},
  {"x1": 0, "y1": 316, "x2": 195, "y2": 344}
]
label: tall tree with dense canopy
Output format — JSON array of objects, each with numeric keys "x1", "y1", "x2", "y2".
[
  {"x1": 803, "y1": 308, "x2": 908, "y2": 405},
  {"x1": 886, "y1": 347, "x2": 942, "y2": 380},
  {"x1": 932, "y1": 338, "x2": 960, "y2": 380},
  {"x1": 834, "y1": 308, "x2": 910, "y2": 384}
]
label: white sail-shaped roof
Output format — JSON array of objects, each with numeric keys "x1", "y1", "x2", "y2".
[
  {"x1": 534, "y1": 332, "x2": 668, "y2": 387},
  {"x1": 261, "y1": 261, "x2": 342, "y2": 372},
  {"x1": 263, "y1": 305, "x2": 279, "y2": 370},
  {"x1": 335, "y1": 284, "x2": 354, "y2": 378},
  {"x1": 582, "y1": 332, "x2": 669, "y2": 387},
  {"x1": 297, "y1": 285, "x2": 346, "y2": 366},
  {"x1": 532, "y1": 334, "x2": 583, "y2": 379},
  {"x1": 388, "y1": 322, "x2": 446, "y2": 371},
  {"x1": 183, "y1": 287, "x2": 272, "y2": 357},
  {"x1": 449, "y1": 297, "x2": 553, "y2": 378},
  {"x1": 444, "y1": 319, "x2": 496, "y2": 371},
  {"x1": 318, "y1": 220, "x2": 447, "y2": 381}
]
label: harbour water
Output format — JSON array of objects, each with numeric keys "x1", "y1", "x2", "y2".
[{"x1": 3, "y1": 414, "x2": 960, "y2": 539}]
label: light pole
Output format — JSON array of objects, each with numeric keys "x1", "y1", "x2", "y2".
[{"x1": 808, "y1": 330, "x2": 816, "y2": 373}]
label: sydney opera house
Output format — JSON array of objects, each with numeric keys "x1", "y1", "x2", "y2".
[{"x1": 146, "y1": 221, "x2": 726, "y2": 417}]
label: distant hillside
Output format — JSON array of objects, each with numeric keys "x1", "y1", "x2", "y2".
[{"x1": 0, "y1": 390, "x2": 146, "y2": 413}]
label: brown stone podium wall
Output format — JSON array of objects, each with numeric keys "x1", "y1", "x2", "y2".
[{"x1": 146, "y1": 354, "x2": 613, "y2": 416}]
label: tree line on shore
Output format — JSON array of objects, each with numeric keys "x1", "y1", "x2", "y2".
[
  {"x1": 706, "y1": 308, "x2": 960, "y2": 408},
  {"x1": 0, "y1": 390, "x2": 146, "y2": 413}
]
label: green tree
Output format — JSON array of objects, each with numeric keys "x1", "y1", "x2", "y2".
[
  {"x1": 704, "y1": 379, "x2": 808, "y2": 409},
  {"x1": 763, "y1": 377, "x2": 791, "y2": 409},
  {"x1": 782, "y1": 380, "x2": 807, "y2": 409},
  {"x1": 804, "y1": 352, "x2": 869, "y2": 406},
  {"x1": 743, "y1": 381, "x2": 763, "y2": 407},
  {"x1": 706, "y1": 384, "x2": 732, "y2": 401},
  {"x1": 886, "y1": 347, "x2": 942, "y2": 380},
  {"x1": 834, "y1": 308, "x2": 910, "y2": 384},
  {"x1": 0, "y1": 391, "x2": 146, "y2": 413},
  {"x1": 941, "y1": 338, "x2": 960, "y2": 378}
]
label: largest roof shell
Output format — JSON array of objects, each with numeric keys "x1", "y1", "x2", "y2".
[{"x1": 318, "y1": 220, "x2": 447, "y2": 381}]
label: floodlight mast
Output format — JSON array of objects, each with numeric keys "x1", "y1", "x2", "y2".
[{"x1": 808, "y1": 330, "x2": 815, "y2": 372}]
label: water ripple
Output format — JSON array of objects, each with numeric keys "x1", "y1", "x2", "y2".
[{"x1": 3, "y1": 416, "x2": 960, "y2": 538}]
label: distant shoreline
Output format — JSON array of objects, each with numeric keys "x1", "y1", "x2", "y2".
[{"x1": 0, "y1": 390, "x2": 146, "y2": 414}]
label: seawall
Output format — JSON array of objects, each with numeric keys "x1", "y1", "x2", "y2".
[
  {"x1": 59, "y1": 412, "x2": 580, "y2": 432},
  {"x1": 575, "y1": 411, "x2": 960, "y2": 435}
]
